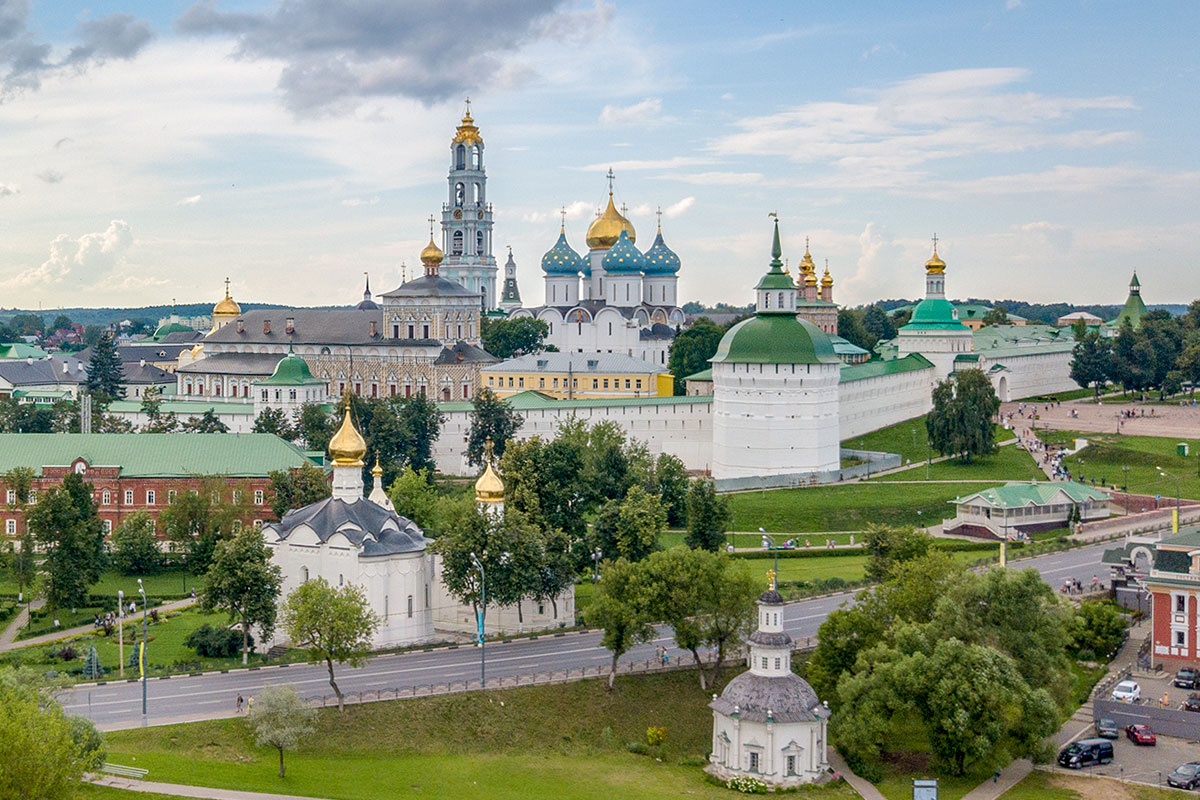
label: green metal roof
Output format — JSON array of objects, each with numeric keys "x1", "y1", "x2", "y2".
[
  {"x1": 1158, "y1": 528, "x2": 1200, "y2": 550},
  {"x1": 0, "y1": 343, "x2": 49, "y2": 360},
  {"x1": 1108, "y1": 275, "x2": 1148, "y2": 330},
  {"x1": 683, "y1": 367, "x2": 713, "y2": 382},
  {"x1": 107, "y1": 399, "x2": 255, "y2": 416},
  {"x1": 949, "y1": 480, "x2": 1110, "y2": 509},
  {"x1": 839, "y1": 353, "x2": 934, "y2": 382},
  {"x1": 0, "y1": 433, "x2": 314, "y2": 477},
  {"x1": 151, "y1": 322, "x2": 195, "y2": 341},
  {"x1": 902, "y1": 297, "x2": 969, "y2": 330},
  {"x1": 256, "y1": 352, "x2": 324, "y2": 386},
  {"x1": 437, "y1": 389, "x2": 712, "y2": 414},
  {"x1": 711, "y1": 314, "x2": 841, "y2": 365}
]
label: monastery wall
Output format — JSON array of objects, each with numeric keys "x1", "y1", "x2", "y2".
[{"x1": 838, "y1": 366, "x2": 937, "y2": 440}]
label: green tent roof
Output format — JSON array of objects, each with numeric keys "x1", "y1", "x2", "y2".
[
  {"x1": 0, "y1": 433, "x2": 315, "y2": 477},
  {"x1": 1108, "y1": 276, "x2": 1148, "y2": 330},
  {"x1": 949, "y1": 480, "x2": 1109, "y2": 509},
  {"x1": 256, "y1": 353, "x2": 324, "y2": 386},
  {"x1": 711, "y1": 314, "x2": 841, "y2": 365},
  {"x1": 0, "y1": 343, "x2": 49, "y2": 360}
]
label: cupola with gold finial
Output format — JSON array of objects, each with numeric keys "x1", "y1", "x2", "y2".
[
  {"x1": 329, "y1": 401, "x2": 368, "y2": 500},
  {"x1": 452, "y1": 97, "x2": 483, "y2": 147},
  {"x1": 368, "y1": 456, "x2": 394, "y2": 511},
  {"x1": 474, "y1": 437, "x2": 505, "y2": 514},
  {"x1": 821, "y1": 261, "x2": 833, "y2": 288},
  {"x1": 211, "y1": 277, "x2": 241, "y2": 332},
  {"x1": 420, "y1": 215, "x2": 444, "y2": 276},
  {"x1": 797, "y1": 237, "x2": 817, "y2": 291},
  {"x1": 925, "y1": 233, "x2": 946, "y2": 275},
  {"x1": 585, "y1": 168, "x2": 636, "y2": 251}
]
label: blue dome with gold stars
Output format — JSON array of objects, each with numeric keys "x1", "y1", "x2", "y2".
[
  {"x1": 642, "y1": 228, "x2": 680, "y2": 275},
  {"x1": 541, "y1": 230, "x2": 586, "y2": 275},
  {"x1": 601, "y1": 230, "x2": 646, "y2": 274}
]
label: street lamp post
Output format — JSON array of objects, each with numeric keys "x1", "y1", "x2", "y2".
[
  {"x1": 1122, "y1": 465, "x2": 1129, "y2": 492},
  {"x1": 470, "y1": 552, "x2": 485, "y2": 686},
  {"x1": 591, "y1": 548, "x2": 602, "y2": 583},
  {"x1": 759, "y1": 528, "x2": 777, "y2": 588},
  {"x1": 137, "y1": 578, "x2": 147, "y2": 718},
  {"x1": 117, "y1": 589, "x2": 124, "y2": 678},
  {"x1": 1157, "y1": 467, "x2": 1181, "y2": 509}
]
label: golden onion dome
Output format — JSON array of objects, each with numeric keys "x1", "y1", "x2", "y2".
[
  {"x1": 585, "y1": 194, "x2": 636, "y2": 250},
  {"x1": 329, "y1": 407, "x2": 367, "y2": 467},
  {"x1": 213, "y1": 278, "x2": 241, "y2": 317},
  {"x1": 925, "y1": 248, "x2": 946, "y2": 275},
  {"x1": 453, "y1": 106, "x2": 483, "y2": 147},
  {"x1": 821, "y1": 264, "x2": 833, "y2": 287},
  {"x1": 371, "y1": 457, "x2": 383, "y2": 479},
  {"x1": 474, "y1": 460, "x2": 505, "y2": 504},
  {"x1": 420, "y1": 234, "x2": 444, "y2": 267}
]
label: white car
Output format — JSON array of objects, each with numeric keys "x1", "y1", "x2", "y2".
[{"x1": 1112, "y1": 680, "x2": 1141, "y2": 703}]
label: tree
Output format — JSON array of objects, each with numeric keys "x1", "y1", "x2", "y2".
[
  {"x1": 1070, "y1": 329, "x2": 1111, "y2": 399},
  {"x1": 294, "y1": 402, "x2": 335, "y2": 452},
  {"x1": 139, "y1": 386, "x2": 178, "y2": 432},
  {"x1": 26, "y1": 472, "x2": 105, "y2": 610},
  {"x1": 1067, "y1": 601, "x2": 1128, "y2": 662},
  {"x1": 480, "y1": 316, "x2": 550, "y2": 359},
  {"x1": 586, "y1": 557, "x2": 654, "y2": 688},
  {"x1": 980, "y1": 306, "x2": 1010, "y2": 326},
  {"x1": 667, "y1": 317, "x2": 725, "y2": 394},
  {"x1": 387, "y1": 466, "x2": 440, "y2": 532},
  {"x1": 650, "y1": 453, "x2": 689, "y2": 527},
  {"x1": 282, "y1": 577, "x2": 379, "y2": 712},
  {"x1": 110, "y1": 512, "x2": 163, "y2": 575},
  {"x1": 0, "y1": 670, "x2": 105, "y2": 800},
  {"x1": 837, "y1": 309, "x2": 875, "y2": 352},
  {"x1": 182, "y1": 409, "x2": 230, "y2": 433},
  {"x1": 862, "y1": 525, "x2": 931, "y2": 583},
  {"x1": 84, "y1": 332, "x2": 124, "y2": 403},
  {"x1": 394, "y1": 393, "x2": 444, "y2": 475},
  {"x1": 466, "y1": 388, "x2": 523, "y2": 467},
  {"x1": 247, "y1": 684, "x2": 315, "y2": 778},
  {"x1": 861, "y1": 304, "x2": 897, "y2": 343},
  {"x1": 160, "y1": 478, "x2": 251, "y2": 574},
  {"x1": 1177, "y1": 339, "x2": 1200, "y2": 396},
  {"x1": 50, "y1": 314, "x2": 73, "y2": 332},
  {"x1": 268, "y1": 463, "x2": 331, "y2": 520},
  {"x1": 253, "y1": 407, "x2": 295, "y2": 440},
  {"x1": 614, "y1": 485, "x2": 665, "y2": 562},
  {"x1": 926, "y1": 369, "x2": 1000, "y2": 463},
  {"x1": 201, "y1": 527, "x2": 282, "y2": 664},
  {"x1": 10, "y1": 528, "x2": 37, "y2": 601},
  {"x1": 684, "y1": 478, "x2": 730, "y2": 552}
]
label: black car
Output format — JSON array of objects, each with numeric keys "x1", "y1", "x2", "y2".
[
  {"x1": 1185, "y1": 693, "x2": 1200, "y2": 712},
  {"x1": 1057, "y1": 738, "x2": 1114, "y2": 769},
  {"x1": 1175, "y1": 668, "x2": 1200, "y2": 689},
  {"x1": 1094, "y1": 718, "x2": 1119, "y2": 738},
  {"x1": 1169, "y1": 763, "x2": 1200, "y2": 790}
]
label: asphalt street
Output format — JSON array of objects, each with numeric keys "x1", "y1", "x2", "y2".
[{"x1": 63, "y1": 542, "x2": 1113, "y2": 731}]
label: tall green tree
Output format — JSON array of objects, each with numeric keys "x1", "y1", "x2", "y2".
[
  {"x1": 466, "y1": 388, "x2": 523, "y2": 466},
  {"x1": 253, "y1": 407, "x2": 295, "y2": 440},
  {"x1": 980, "y1": 306, "x2": 1010, "y2": 326},
  {"x1": 110, "y1": 512, "x2": 163, "y2": 575},
  {"x1": 84, "y1": 332, "x2": 124, "y2": 403},
  {"x1": 268, "y1": 463, "x2": 331, "y2": 521},
  {"x1": 201, "y1": 527, "x2": 282, "y2": 664},
  {"x1": 281, "y1": 577, "x2": 379, "y2": 712},
  {"x1": 684, "y1": 478, "x2": 730, "y2": 552},
  {"x1": 667, "y1": 317, "x2": 725, "y2": 394},
  {"x1": 182, "y1": 409, "x2": 230, "y2": 433},
  {"x1": 26, "y1": 472, "x2": 105, "y2": 610},
  {"x1": 160, "y1": 478, "x2": 251, "y2": 573},
  {"x1": 248, "y1": 684, "x2": 315, "y2": 778},
  {"x1": 837, "y1": 309, "x2": 875, "y2": 352},
  {"x1": 386, "y1": 466, "x2": 440, "y2": 532},
  {"x1": 480, "y1": 316, "x2": 550, "y2": 358},
  {"x1": 925, "y1": 369, "x2": 1000, "y2": 463},
  {"x1": 1070, "y1": 329, "x2": 1111, "y2": 399},
  {"x1": 586, "y1": 557, "x2": 654, "y2": 689},
  {"x1": 862, "y1": 524, "x2": 932, "y2": 583},
  {"x1": 861, "y1": 304, "x2": 897, "y2": 343},
  {"x1": 614, "y1": 485, "x2": 666, "y2": 562},
  {"x1": 140, "y1": 386, "x2": 178, "y2": 432},
  {"x1": 294, "y1": 402, "x2": 335, "y2": 452}
]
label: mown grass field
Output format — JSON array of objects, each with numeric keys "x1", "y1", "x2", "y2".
[
  {"x1": 1002, "y1": 769, "x2": 1185, "y2": 800},
  {"x1": 0, "y1": 568, "x2": 196, "y2": 600},
  {"x1": 873, "y1": 442, "x2": 1044, "y2": 483},
  {"x1": 102, "y1": 670, "x2": 859, "y2": 800},
  {"x1": 727, "y1": 482, "x2": 983, "y2": 532},
  {"x1": 1051, "y1": 432, "x2": 1200, "y2": 500},
  {"x1": 842, "y1": 419, "x2": 1010, "y2": 466}
]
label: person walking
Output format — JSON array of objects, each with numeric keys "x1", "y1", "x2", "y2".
[
  {"x1": 236, "y1": 694, "x2": 244, "y2": 714},
  {"x1": 247, "y1": 695, "x2": 254, "y2": 713}
]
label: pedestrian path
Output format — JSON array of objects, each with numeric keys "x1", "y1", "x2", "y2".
[
  {"x1": 960, "y1": 759, "x2": 1032, "y2": 800},
  {"x1": 828, "y1": 748, "x2": 888, "y2": 800},
  {"x1": 0, "y1": 597, "x2": 196, "y2": 653},
  {"x1": 0, "y1": 597, "x2": 42, "y2": 647},
  {"x1": 90, "y1": 775, "x2": 332, "y2": 800}
]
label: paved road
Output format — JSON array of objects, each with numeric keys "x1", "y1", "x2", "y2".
[{"x1": 63, "y1": 542, "x2": 1113, "y2": 731}]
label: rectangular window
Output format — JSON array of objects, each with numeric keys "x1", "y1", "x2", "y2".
[
  {"x1": 123, "y1": 490, "x2": 134, "y2": 505},
  {"x1": 1177, "y1": 630, "x2": 1187, "y2": 646},
  {"x1": 518, "y1": 377, "x2": 524, "y2": 388},
  {"x1": 760, "y1": 657, "x2": 767, "y2": 669},
  {"x1": 553, "y1": 378, "x2": 559, "y2": 388},
  {"x1": 636, "y1": 379, "x2": 642, "y2": 390},
  {"x1": 167, "y1": 489, "x2": 176, "y2": 503},
  {"x1": 254, "y1": 490, "x2": 264, "y2": 506},
  {"x1": 5, "y1": 519, "x2": 13, "y2": 534},
  {"x1": 603, "y1": 379, "x2": 609, "y2": 389},
  {"x1": 1178, "y1": 595, "x2": 1188, "y2": 613},
  {"x1": 103, "y1": 519, "x2": 112, "y2": 533},
  {"x1": 786, "y1": 755, "x2": 796, "y2": 775},
  {"x1": 624, "y1": 379, "x2": 630, "y2": 389},
  {"x1": 407, "y1": 596, "x2": 413, "y2": 618},
  {"x1": 592, "y1": 379, "x2": 598, "y2": 389},
  {"x1": 146, "y1": 490, "x2": 155, "y2": 505},
  {"x1": 27, "y1": 491, "x2": 35, "y2": 505},
  {"x1": 254, "y1": 519, "x2": 263, "y2": 529},
  {"x1": 774, "y1": 657, "x2": 781, "y2": 669},
  {"x1": 4, "y1": 490, "x2": 12, "y2": 504},
  {"x1": 538, "y1": 378, "x2": 544, "y2": 388},
  {"x1": 749, "y1": 752, "x2": 759, "y2": 773}
]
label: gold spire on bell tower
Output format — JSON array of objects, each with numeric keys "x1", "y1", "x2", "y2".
[
  {"x1": 328, "y1": 404, "x2": 367, "y2": 467},
  {"x1": 452, "y1": 97, "x2": 482, "y2": 146},
  {"x1": 925, "y1": 232, "x2": 946, "y2": 274},
  {"x1": 474, "y1": 438, "x2": 505, "y2": 504}
]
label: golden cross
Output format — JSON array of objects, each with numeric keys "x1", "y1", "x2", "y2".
[
  {"x1": 768, "y1": 211, "x2": 778, "y2": 219},
  {"x1": 484, "y1": 436, "x2": 495, "y2": 463},
  {"x1": 931, "y1": 232, "x2": 939, "y2": 251},
  {"x1": 766, "y1": 569, "x2": 777, "y2": 589},
  {"x1": 224, "y1": 276, "x2": 230, "y2": 296},
  {"x1": 464, "y1": 96, "x2": 471, "y2": 114},
  {"x1": 428, "y1": 215, "x2": 436, "y2": 237},
  {"x1": 606, "y1": 167, "x2": 615, "y2": 194},
  {"x1": 560, "y1": 206, "x2": 567, "y2": 230}
]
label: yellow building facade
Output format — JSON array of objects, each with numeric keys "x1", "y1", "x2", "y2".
[{"x1": 481, "y1": 352, "x2": 673, "y2": 399}]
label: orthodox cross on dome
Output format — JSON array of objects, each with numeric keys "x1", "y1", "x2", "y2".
[
  {"x1": 464, "y1": 96, "x2": 471, "y2": 114},
  {"x1": 401, "y1": 262, "x2": 408, "y2": 283},
  {"x1": 620, "y1": 202, "x2": 628, "y2": 216},
  {"x1": 931, "y1": 232, "x2": 939, "y2": 253},
  {"x1": 224, "y1": 276, "x2": 231, "y2": 296},
  {"x1": 483, "y1": 436, "x2": 495, "y2": 464},
  {"x1": 606, "y1": 167, "x2": 615, "y2": 195},
  {"x1": 428, "y1": 215, "x2": 436, "y2": 237},
  {"x1": 560, "y1": 206, "x2": 567, "y2": 231},
  {"x1": 656, "y1": 205, "x2": 663, "y2": 232},
  {"x1": 766, "y1": 568, "x2": 777, "y2": 590}
]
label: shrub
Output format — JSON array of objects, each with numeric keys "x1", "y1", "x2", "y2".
[
  {"x1": 646, "y1": 726, "x2": 667, "y2": 746},
  {"x1": 678, "y1": 755, "x2": 709, "y2": 767},
  {"x1": 626, "y1": 741, "x2": 650, "y2": 755},
  {"x1": 53, "y1": 645, "x2": 77, "y2": 662},
  {"x1": 727, "y1": 775, "x2": 768, "y2": 794},
  {"x1": 184, "y1": 624, "x2": 250, "y2": 658}
]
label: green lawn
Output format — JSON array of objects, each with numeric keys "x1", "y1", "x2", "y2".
[
  {"x1": 661, "y1": 531, "x2": 861, "y2": 547},
  {"x1": 102, "y1": 670, "x2": 859, "y2": 800},
  {"x1": 872, "y1": 713, "x2": 996, "y2": 800},
  {"x1": 728, "y1": 482, "x2": 983, "y2": 533},
  {"x1": 78, "y1": 785, "x2": 183, "y2": 800},
  {"x1": 1002, "y1": 769, "x2": 1184, "y2": 799},
  {"x1": 873, "y1": 442, "x2": 1044, "y2": 483},
  {"x1": 0, "y1": 568, "x2": 196, "y2": 600},
  {"x1": 842, "y1": 418, "x2": 1010, "y2": 467},
  {"x1": 1054, "y1": 432, "x2": 1200, "y2": 500}
]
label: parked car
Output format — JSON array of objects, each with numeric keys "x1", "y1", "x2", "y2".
[
  {"x1": 1175, "y1": 668, "x2": 1199, "y2": 689},
  {"x1": 1094, "y1": 718, "x2": 1119, "y2": 738},
  {"x1": 1111, "y1": 680, "x2": 1141, "y2": 702},
  {"x1": 1125, "y1": 723, "x2": 1157, "y2": 745},
  {"x1": 1169, "y1": 763, "x2": 1200, "y2": 790},
  {"x1": 1185, "y1": 693, "x2": 1200, "y2": 712},
  {"x1": 1057, "y1": 738, "x2": 1114, "y2": 769}
]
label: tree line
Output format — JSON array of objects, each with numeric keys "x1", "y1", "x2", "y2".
[{"x1": 1071, "y1": 304, "x2": 1200, "y2": 399}]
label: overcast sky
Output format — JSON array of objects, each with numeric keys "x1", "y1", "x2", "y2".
[{"x1": 0, "y1": 0, "x2": 1195, "y2": 311}]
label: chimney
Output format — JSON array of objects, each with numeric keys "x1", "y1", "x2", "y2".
[
  {"x1": 236, "y1": 319, "x2": 244, "y2": 333},
  {"x1": 62, "y1": 360, "x2": 68, "y2": 373},
  {"x1": 286, "y1": 317, "x2": 295, "y2": 335},
  {"x1": 26, "y1": 357, "x2": 32, "y2": 365},
  {"x1": 263, "y1": 319, "x2": 272, "y2": 335},
  {"x1": 139, "y1": 359, "x2": 146, "y2": 368},
  {"x1": 369, "y1": 321, "x2": 377, "y2": 337}
]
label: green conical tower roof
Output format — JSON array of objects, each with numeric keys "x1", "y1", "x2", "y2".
[
  {"x1": 1108, "y1": 271, "x2": 1148, "y2": 330},
  {"x1": 755, "y1": 217, "x2": 796, "y2": 292},
  {"x1": 257, "y1": 350, "x2": 325, "y2": 386}
]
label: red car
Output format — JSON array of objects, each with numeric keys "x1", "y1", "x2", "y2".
[{"x1": 1126, "y1": 724, "x2": 1157, "y2": 745}]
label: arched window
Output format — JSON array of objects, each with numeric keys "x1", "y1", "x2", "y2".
[
  {"x1": 476, "y1": 230, "x2": 484, "y2": 254},
  {"x1": 455, "y1": 145, "x2": 465, "y2": 170},
  {"x1": 452, "y1": 230, "x2": 464, "y2": 255},
  {"x1": 472, "y1": 145, "x2": 481, "y2": 169},
  {"x1": 407, "y1": 595, "x2": 414, "y2": 617},
  {"x1": 474, "y1": 181, "x2": 482, "y2": 203},
  {"x1": 454, "y1": 182, "x2": 464, "y2": 207},
  {"x1": 301, "y1": 566, "x2": 309, "y2": 583}
]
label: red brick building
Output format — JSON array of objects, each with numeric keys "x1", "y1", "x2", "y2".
[
  {"x1": 0, "y1": 433, "x2": 320, "y2": 535},
  {"x1": 1142, "y1": 527, "x2": 1200, "y2": 668}
]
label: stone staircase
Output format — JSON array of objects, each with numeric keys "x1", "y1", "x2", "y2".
[{"x1": 266, "y1": 644, "x2": 290, "y2": 660}]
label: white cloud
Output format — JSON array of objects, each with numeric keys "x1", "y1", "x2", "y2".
[
  {"x1": 7, "y1": 220, "x2": 135, "y2": 290},
  {"x1": 571, "y1": 156, "x2": 712, "y2": 172},
  {"x1": 1006, "y1": 0, "x2": 1023, "y2": 9},
  {"x1": 176, "y1": 194, "x2": 202, "y2": 206},
  {"x1": 663, "y1": 197, "x2": 695, "y2": 218},
  {"x1": 661, "y1": 171, "x2": 763, "y2": 186},
  {"x1": 341, "y1": 196, "x2": 379, "y2": 207},
  {"x1": 0, "y1": 184, "x2": 19, "y2": 197},
  {"x1": 599, "y1": 97, "x2": 663, "y2": 126},
  {"x1": 36, "y1": 170, "x2": 63, "y2": 184}
]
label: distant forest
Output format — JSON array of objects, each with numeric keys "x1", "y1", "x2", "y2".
[
  {"x1": 872, "y1": 298, "x2": 1187, "y2": 325},
  {"x1": 0, "y1": 302, "x2": 330, "y2": 330}
]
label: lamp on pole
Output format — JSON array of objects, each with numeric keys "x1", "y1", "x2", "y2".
[
  {"x1": 117, "y1": 589, "x2": 124, "y2": 679},
  {"x1": 1122, "y1": 465, "x2": 1129, "y2": 492},
  {"x1": 1157, "y1": 467, "x2": 1181, "y2": 510},
  {"x1": 759, "y1": 528, "x2": 777, "y2": 588},
  {"x1": 137, "y1": 578, "x2": 147, "y2": 717},
  {"x1": 470, "y1": 552, "x2": 485, "y2": 686},
  {"x1": 591, "y1": 548, "x2": 602, "y2": 584}
]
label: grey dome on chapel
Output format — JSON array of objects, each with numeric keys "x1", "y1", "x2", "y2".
[
  {"x1": 268, "y1": 497, "x2": 427, "y2": 556},
  {"x1": 711, "y1": 672, "x2": 827, "y2": 724}
]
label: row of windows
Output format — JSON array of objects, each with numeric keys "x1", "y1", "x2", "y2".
[
  {"x1": 486, "y1": 375, "x2": 646, "y2": 391},
  {"x1": 12, "y1": 517, "x2": 267, "y2": 535}
]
